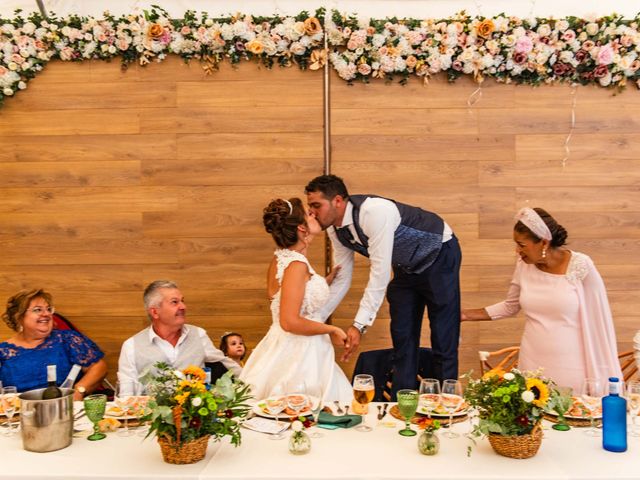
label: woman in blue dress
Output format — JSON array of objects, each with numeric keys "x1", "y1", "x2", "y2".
[{"x1": 0, "y1": 289, "x2": 107, "y2": 400}]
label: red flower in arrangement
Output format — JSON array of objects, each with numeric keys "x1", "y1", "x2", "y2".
[
  {"x1": 513, "y1": 52, "x2": 527, "y2": 64},
  {"x1": 190, "y1": 417, "x2": 202, "y2": 429},
  {"x1": 302, "y1": 418, "x2": 313, "y2": 429},
  {"x1": 224, "y1": 409, "x2": 234, "y2": 418},
  {"x1": 593, "y1": 64, "x2": 609, "y2": 78},
  {"x1": 575, "y1": 50, "x2": 588, "y2": 63},
  {"x1": 516, "y1": 415, "x2": 530, "y2": 426}
]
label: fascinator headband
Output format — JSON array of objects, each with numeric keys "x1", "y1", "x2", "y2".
[
  {"x1": 514, "y1": 207, "x2": 552, "y2": 241},
  {"x1": 283, "y1": 199, "x2": 293, "y2": 215}
]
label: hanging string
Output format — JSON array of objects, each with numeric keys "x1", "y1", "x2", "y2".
[
  {"x1": 561, "y1": 85, "x2": 578, "y2": 169},
  {"x1": 467, "y1": 84, "x2": 483, "y2": 108}
]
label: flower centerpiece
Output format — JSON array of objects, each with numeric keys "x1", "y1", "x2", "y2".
[
  {"x1": 142, "y1": 362, "x2": 251, "y2": 464},
  {"x1": 289, "y1": 416, "x2": 313, "y2": 455},
  {"x1": 416, "y1": 418, "x2": 441, "y2": 455},
  {"x1": 464, "y1": 368, "x2": 557, "y2": 459}
]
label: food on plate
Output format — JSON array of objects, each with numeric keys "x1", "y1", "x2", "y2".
[
  {"x1": 98, "y1": 417, "x2": 120, "y2": 432},
  {"x1": 566, "y1": 397, "x2": 602, "y2": 418},
  {"x1": 0, "y1": 396, "x2": 20, "y2": 415},
  {"x1": 259, "y1": 395, "x2": 311, "y2": 417},
  {"x1": 106, "y1": 396, "x2": 150, "y2": 417}
]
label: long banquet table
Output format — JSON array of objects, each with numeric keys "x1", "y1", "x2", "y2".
[{"x1": 2, "y1": 403, "x2": 639, "y2": 480}]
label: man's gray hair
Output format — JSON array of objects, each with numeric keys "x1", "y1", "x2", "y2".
[{"x1": 143, "y1": 280, "x2": 179, "y2": 320}]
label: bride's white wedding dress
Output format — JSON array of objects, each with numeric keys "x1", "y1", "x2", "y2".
[{"x1": 240, "y1": 249, "x2": 352, "y2": 402}]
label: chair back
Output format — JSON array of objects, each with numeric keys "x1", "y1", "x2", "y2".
[
  {"x1": 478, "y1": 346, "x2": 520, "y2": 375},
  {"x1": 619, "y1": 350, "x2": 638, "y2": 382}
]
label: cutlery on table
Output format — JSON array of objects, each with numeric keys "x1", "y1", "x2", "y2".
[
  {"x1": 333, "y1": 401, "x2": 344, "y2": 415},
  {"x1": 376, "y1": 404, "x2": 384, "y2": 420},
  {"x1": 380, "y1": 402, "x2": 389, "y2": 420},
  {"x1": 343, "y1": 405, "x2": 349, "y2": 416}
]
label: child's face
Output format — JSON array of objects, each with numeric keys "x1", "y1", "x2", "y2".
[{"x1": 226, "y1": 335, "x2": 245, "y2": 360}]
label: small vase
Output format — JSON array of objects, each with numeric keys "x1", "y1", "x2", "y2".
[
  {"x1": 418, "y1": 431, "x2": 440, "y2": 456},
  {"x1": 289, "y1": 431, "x2": 311, "y2": 455}
]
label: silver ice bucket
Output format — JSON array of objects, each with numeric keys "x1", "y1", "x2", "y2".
[{"x1": 19, "y1": 388, "x2": 74, "y2": 453}]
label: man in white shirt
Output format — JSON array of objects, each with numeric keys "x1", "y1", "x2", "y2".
[
  {"x1": 117, "y1": 280, "x2": 241, "y2": 393},
  {"x1": 306, "y1": 175, "x2": 461, "y2": 397}
]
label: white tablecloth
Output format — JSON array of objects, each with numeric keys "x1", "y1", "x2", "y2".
[{"x1": 2, "y1": 404, "x2": 638, "y2": 480}]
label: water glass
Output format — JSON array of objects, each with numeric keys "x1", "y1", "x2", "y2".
[
  {"x1": 581, "y1": 378, "x2": 604, "y2": 437},
  {"x1": 266, "y1": 384, "x2": 286, "y2": 440},
  {"x1": 397, "y1": 389, "x2": 418, "y2": 436},
  {"x1": 627, "y1": 381, "x2": 640, "y2": 437},
  {"x1": 441, "y1": 379, "x2": 463, "y2": 439},
  {"x1": 84, "y1": 394, "x2": 107, "y2": 441},
  {"x1": 304, "y1": 383, "x2": 324, "y2": 438},
  {"x1": 115, "y1": 380, "x2": 135, "y2": 437},
  {"x1": 0, "y1": 386, "x2": 18, "y2": 436},
  {"x1": 419, "y1": 378, "x2": 441, "y2": 418}
]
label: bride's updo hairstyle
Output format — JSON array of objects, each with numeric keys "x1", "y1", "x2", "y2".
[
  {"x1": 514, "y1": 207, "x2": 568, "y2": 248},
  {"x1": 263, "y1": 197, "x2": 306, "y2": 248}
]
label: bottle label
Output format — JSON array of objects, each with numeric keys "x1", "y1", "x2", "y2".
[
  {"x1": 46, "y1": 364, "x2": 57, "y2": 382},
  {"x1": 609, "y1": 382, "x2": 621, "y2": 395}
]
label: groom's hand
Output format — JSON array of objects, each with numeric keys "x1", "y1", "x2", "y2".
[{"x1": 341, "y1": 326, "x2": 361, "y2": 362}]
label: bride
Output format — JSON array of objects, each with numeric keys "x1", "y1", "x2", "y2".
[{"x1": 240, "y1": 198, "x2": 353, "y2": 402}]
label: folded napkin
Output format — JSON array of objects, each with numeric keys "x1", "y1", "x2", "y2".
[{"x1": 317, "y1": 412, "x2": 362, "y2": 429}]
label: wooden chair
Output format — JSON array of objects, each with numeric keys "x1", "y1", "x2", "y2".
[
  {"x1": 478, "y1": 346, "x2": 520, "y2": 376},
  {"x1": 619, "y1": 350, "x2": 638, "y2": 382}
]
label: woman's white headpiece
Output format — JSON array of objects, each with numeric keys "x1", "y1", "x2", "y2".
[
  {"x1": 283, "y1": 199, "x2": 293, "y2": 215},
  {"x1": 514, "y1": 207, "x2": 552, "y2": 241}
]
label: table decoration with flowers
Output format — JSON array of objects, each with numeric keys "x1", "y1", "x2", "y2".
[
  {"x1": 0, "y1": 6, "x2": 639, "y2": 107},
  {"x1": 416, "y1": 417, "x2": 441, "y2": 455},
  {"x1": 141, "y1": 362, "x2": 251, "y2": 464},
  {"x1": 463, "y1": 368, "x2": 562, "y2": 459},
  {"x1": 288, "y1": 415, "x2": 313, "y2": 455}
]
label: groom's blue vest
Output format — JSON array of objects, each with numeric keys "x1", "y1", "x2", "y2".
[{"x1": 334, "y1": 194, "x2": 445, "y2": 274}]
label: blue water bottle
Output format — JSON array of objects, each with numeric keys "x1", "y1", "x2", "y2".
[
  {"x1": 204, "y1": 367, "x2": 212, "y2": 390},
  {"x1": 602, "y1": 377, "x2": 627, "y2": 452}
]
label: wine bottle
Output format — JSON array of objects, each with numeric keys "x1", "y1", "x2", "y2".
[
  {"x1": 602, "y1": 377, "x2": 627, "y2": 452},
  {"x1": 60, "y1": 364, "x2": 82, "y2": 389},
  {"x1": 42, "y1": 365, "x2": 62, "y2": 400}
]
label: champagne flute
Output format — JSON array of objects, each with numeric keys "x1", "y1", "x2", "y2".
[
  {"x1": 0, "y1": 386, "x2": 18, "y2": 436},
  {"x1": 627, "y1": 381, "x2": 640, "y2": 437},
  {"x1": 84, "y1": 394, "x2": 107, "y2": 441},
  {"x1": 418, "y1": 378, "x2": 441, "y2": 419},
  {"x1": 266, "y1": 384, "x2": 286, "y2": 440},
  {"x1": 353, "y1": 374, "x2": 375, "y2": 432},
  {"x1": 115, "y1": 380, "x2": 135, "y2": 437},
  {"x1": 397, "y1": 389, "x2": 419, "y2": 436},
  {"x1": 441, "y1": 379, "x2": 463, "y2": 439},
  {"x1": 581, "y1": 378, "x2": 604, "y2": 437}
]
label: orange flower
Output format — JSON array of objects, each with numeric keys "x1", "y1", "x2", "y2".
[
  {"x1": 183, "y1": 365, "x2": 206, "y2": 382},
  {"x1": 476, "y1": 19, "x2": 495, "y2": 38},
  {"x1": 245, "y1": 39, "x2": 264, "y2": 54},
  {"x1": 148, "y1": 23, "x2": 164, "y2": 39},
  {"x1": 304, "y1": 17, "x2": 322, "y2": 35},
  {"x1": 482, "y1": 367, "x2": 505, "y2": 380},
  {"x1": 309, "y1": 48, "x2": 327, "y2": 70}
]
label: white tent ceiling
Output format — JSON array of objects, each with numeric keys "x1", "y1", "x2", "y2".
[{"x1": 1, "y1": 0, "x2": 639, "y2": 18}]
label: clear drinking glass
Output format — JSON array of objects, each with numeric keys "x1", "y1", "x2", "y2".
[
  {"x1": 353, "y1": 374, "x2": 375, "y2": 432},
  {"x1": 441, "y1": 379, "x2": 463, "y2": 439},
  {"x1": 286, "y1": 381, "x2": 309, "y2": 418},
  {"x1": 581, "y1": 378, "x2": 604, "y2": 437},
  {"x1": 306, "y1": 383, "x2": 324, "y2": 438},
  {"x1": 627, "y1": 381, "x2": 640, "y2": 437},
  {"x1": 397, "y1": 389, "x2": 419, "y2": 436},
  {"x1": 418, "y1": 378, "x2": 441, "y2": 418},
  {"x1": 0, "y1": 386, "x2": 18, "y2": 436},
  {"x1": 266, "y1": 384, "x2": 286, "y2": 440},
  {"x1": 115, "y1": 380, "x2": 135, "y2": 437}
]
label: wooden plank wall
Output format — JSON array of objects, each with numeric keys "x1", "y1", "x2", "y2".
[{"x1": 0, "y1": 57, "x2": 637, "y2": 385}]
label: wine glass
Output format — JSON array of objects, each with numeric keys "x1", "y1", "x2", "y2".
[
  {"x1": 83, "y1": 394, "x2": 107, "y2": 441},
  {"x1": 352, "y1": 374, "x2": 374, "y2": 432},
  {"x1": 418, "y1": 378, "x2": 441, "y2": 419},
  {"x1": 305, "y1": 383, "x2": 324, "y2": 438},
  {"x1": 134, "y1": 383, "x2": 151, "y2": 437},
  {"x1": 265, "y1": 384, "x2": 286, "y2": 440},
  {"x1": 581, "y1": 378, "x2": 604, "y2": 437},
  {"x1": 397, "y1": 389, "x2": 419, "y2": 436},
  {"x1": 627, "y1": 381, "x2": 640, "y2": 437},
  {"x1": 0, "y1": 386, "x2": 18, "y2": 436},
  {"x1": 115, "y1": 380, "x2": 135, "y2": 437},
  {"x1": 441, "y1": 379, "x2": 463, "y2": 439},
  {"x1": 286, "y1": 381, "x2": 309, "y2": 418}
]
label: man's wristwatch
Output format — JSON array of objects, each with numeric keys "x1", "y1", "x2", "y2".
[
  {"x1": 76, "y1": 386, "x2": 86, "y2": 395},
  {"x1": 353, "y1": 323, "x2": 368, "y2": 335}
]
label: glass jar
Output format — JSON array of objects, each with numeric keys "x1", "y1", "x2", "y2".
[
  {"x1": 418, "y1": 430, "x2": 440, "y2": 455},
  {"x1": 289, "y1": 431, "x2": 311, "y2": 455}
]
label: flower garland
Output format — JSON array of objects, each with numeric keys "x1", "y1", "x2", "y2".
[{"x1": 0, "y1": 6, "x2": 639, "y2": 107}]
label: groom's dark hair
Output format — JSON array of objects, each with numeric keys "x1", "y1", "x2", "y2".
[{"x1": 304, "y1": 174, "x2": 349, "y2": 200}]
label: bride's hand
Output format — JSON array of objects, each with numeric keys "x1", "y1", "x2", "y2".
[
  {"x1": 325, "y1": 265, "x2": 342, "y2": 286},
  {"x1": 329, "y1": 326, "x2": 347, "y2": 346}
]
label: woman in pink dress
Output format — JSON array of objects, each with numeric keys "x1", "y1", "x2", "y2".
[{"x1": 462, "y1": 207, "x2": 621, "y2": 392}]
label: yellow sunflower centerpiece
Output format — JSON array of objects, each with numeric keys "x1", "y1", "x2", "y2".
[
  {"x1": 464, "y1": 368, "x2": 556, "y2": 459},
  {"x1": 141, "y1": 362, "x2": 251, "y2": 464}
]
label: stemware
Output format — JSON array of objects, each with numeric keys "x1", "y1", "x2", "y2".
[
  {"x1": 286, "y1": 381, "x2": 309, "y2": 417},
  {"x1": 266, "y1": 384, "x2": 286, "y2": 441},
  {"x1": 418, "y1": 378, "x2": 441, "y2": 419},
  {"x1": 115, "y1": 380, "x2": 136, "y2": 437},
  {"x1": 84, "y1": 394, "x2": 107, "y2": 441},
  {"x1": 581, "y1": 378, "x2": 604, "y2": 437},
  {"x1": 551, "y1": 387, "x2": 573, "y2": 431},
  {"x1": 352, "y1": 374, "x2": 375, "y2": 432},
  {"x1": 627, "y1": 381, "x2": 640, "y2": 437},
  {"x1": 396, "y1": 389, "x2": 419, "y2": 436},
  {"x1": 134, "y1": 383, "x2": 151, "y2": 437},
  {"x1": 0, "y1": 386, "x2": 18, "y2": 436},
  {"x1": 304, "y1": 383, "x2": 324, "y2": 438},
  {"x1": 441, "y1": 379, "x2": 463, "y2": 439}
]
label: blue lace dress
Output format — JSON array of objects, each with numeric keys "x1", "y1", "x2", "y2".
[{"x1": 0, "y1": 329, "x2": 104, "y2": 392}]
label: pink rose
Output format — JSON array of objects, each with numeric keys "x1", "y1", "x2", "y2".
[
  {"x1": 357, "y1": 63, "x2": 372, "y2": 75},
  {"x1": 561, "y1": 30, "x2": 576, "y2": 42},
  {"x1": 575, "y1": 50, "x2": 588, "y2": 62},
  {"x1": 620, "y1": 35, "x2": 633, "y2": 48},
  {"x1": 513, "y1": 51, "x2": 528, "y2": 64},
  {"x1": 0, "y1": 66, "x2": 7, "y2": 75},
  {"x1": 181, "y1": 26, "x2": 191, "y2": 35},
  {"x1": 515, "y1": 35, "x2": 533, "y2": 54},
  {"x1": 582, "y1": 40, "x2": 595, "y2": 51},
  {"x1": 597, "y1": 44, "x2": 614, "y2": 65},
  {"x1": 593, "y1": 64, "x2": 609, "y2": 78}
]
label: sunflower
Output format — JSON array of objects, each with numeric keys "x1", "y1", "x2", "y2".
[
  {"x1": 183, "y1": 365, "x2": 206, "y2": 382},
  {"x1": 525, "y1": 378, "x2": 550, "y2": 407}
]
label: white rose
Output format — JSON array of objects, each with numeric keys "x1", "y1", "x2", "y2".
[
  {"x1": 22, "y1": 22, "x2": 36, "y2": 35},
  {"x1": 586, "y1": 23, "x2": 599, "y2": 36},
  {"x1": 503, "y1": 372, "x2": 515, "y2": 381},
  {"x1": 537, "y1": 24, "x2": 551, "y2": 37},
  {"x1": 521, "y1": 390, "x2": 535, "y2": 403},
  {"x1": 205, "y1": 18, "x2": 213, "y2": 27},
  {"x1": 556, "y1": 20, "x2": 569, "y2": 32},
  {"x1": 18, "y1": 81, "x2": 26, "y2": 89},
  {"x1": 108, "y1": 45, "x2": 117, "y2": 54},
  {"x1": 3, "y1": 87, "x2": 14, "y2": 96},
  {"x1": 291, "y1": 420, "x2": 303, "y2": 432},
  {"x1": 191, "y1": 397, "x2": 203, "y2": 407},
  {"x1": 8, "y1": 62, "x2": 18, "y2": 71}
]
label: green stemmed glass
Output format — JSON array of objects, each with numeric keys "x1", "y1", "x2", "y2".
[
  {"x1": 397, "y1": 389, "x2": 419, "y2": 437},
  {"x1": 84, "y1": 394, "x2": 107, "y2": 441}
]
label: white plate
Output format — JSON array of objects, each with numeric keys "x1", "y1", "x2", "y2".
[
  {"x1": 546, "y1": 411, "x2": 602, "y2": 420},
  {"x1": 416, "y1": 405, "x2": 469, "y2": 417},
  {"x1": 253, "y1": 395, "x2": 316, "y2": 419},
  {"x1": 104, "y1": 397, "x2": 149, "y2": 420}
]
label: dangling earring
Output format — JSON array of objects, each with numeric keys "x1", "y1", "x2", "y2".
[{"x1": 542, "y1": 247, "x2": 547, "y2": 259}]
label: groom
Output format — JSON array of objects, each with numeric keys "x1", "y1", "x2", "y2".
[{"x1": 305, "y1": 175, "x2": 461, "y2": 396}]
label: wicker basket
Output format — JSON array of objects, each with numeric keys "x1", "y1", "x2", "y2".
[
  {"x1": 157, "y1": 435, "x2": 210, "y2": 464},
  {"x1": 488, "y1": 425, "x2": 543, "y2": 459}
]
